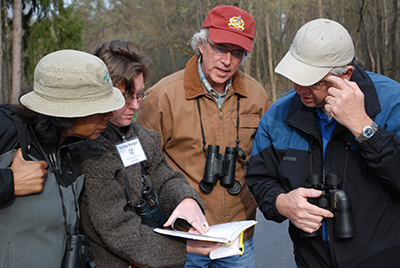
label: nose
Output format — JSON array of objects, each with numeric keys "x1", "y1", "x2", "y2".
[
  {"x1": 220, "y1": 52, "x2": 233, "y2": 65},
  {"x1": 127, "y1": 98, "x2": 141, "y2": 110}
]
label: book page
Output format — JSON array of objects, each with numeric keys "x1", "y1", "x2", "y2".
[
  {"x1": 209, "y1": 235, "x2": 240, "y2": 260},
  {"x1": 154, "y1": 220, "x2": 257, "y2": 244}
]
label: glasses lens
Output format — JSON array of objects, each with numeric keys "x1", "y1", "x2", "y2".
[
  {"x1": 213, "y1": 44, "x2": 228, "y2": 55},
  {"x1": 231, "y1": 50, "x2": 245, "y2": 60},
  {"x1": 124, "y1": 90, "x2": 148, "y2": 103},
  {"x1": 139, "y1": 91, "x2": 148, "y2": 101},
  {"x1": 208, "y1": 40, "x2": 246, "y2": 60},
  {"x1": 311, "y1": 81, "x2": 326, "y2": 90},
  {"x1": 124, "y1": 94, "x2": 134, "y2": 103}
]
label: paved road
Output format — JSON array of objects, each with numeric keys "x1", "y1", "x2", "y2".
[{"x1": 254, "y1": 209, "x2": 296, "y2": 268}]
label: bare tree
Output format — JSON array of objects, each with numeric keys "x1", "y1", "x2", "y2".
[
  {"x1": 11, "y1": 0, "x2": 22, "y2": 104},
  {"x1": 3, "y1": 0, "x2": 11, "y2": 103},
  {"x1": 13, "y1": 0, "x2": 399, "y2": 104}
]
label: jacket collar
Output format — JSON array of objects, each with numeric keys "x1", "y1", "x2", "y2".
[
  {"x1": 285, "y1": 64, "x2": 381, "y2": 135},
  {"x1": 184, "y1": 55, "x2": 248, "y2": 100},
  {"x1": 351, "y1": 64, "x2": 381, "y2": 118},
  {"x1": 102, "y1": 122, "x2": 133, "y2": 142}
]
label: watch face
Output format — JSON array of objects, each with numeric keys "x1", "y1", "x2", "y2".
[{"x1": 365, "y1": 127, "x2": 374, "y2": 138}]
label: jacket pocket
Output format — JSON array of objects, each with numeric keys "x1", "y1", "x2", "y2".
[{"x1": 232, "y1": 114, "x2": 260, "y2": 159}]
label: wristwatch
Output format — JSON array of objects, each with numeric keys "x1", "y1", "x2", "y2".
[{"x1": 355, "y1": 122, "x2": 378, "y2": 143}]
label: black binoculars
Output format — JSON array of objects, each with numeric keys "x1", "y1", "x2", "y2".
[
  {"x1": 200, "y1": 145, "x2": 242, "y2": 195},
  {"x1": 300, "y1": 173, "x2": 356, "y2": 239},
  {"x1": 134, "y1": 185, "x2": 167, "y2": 228},
  {"x1": 62, "y1": 234, "x2": 91, "y2": 268}
]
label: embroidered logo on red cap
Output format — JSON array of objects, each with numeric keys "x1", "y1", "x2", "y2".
[{"x1": 228, "y1": 15, "x2": 245, "y2": 31}]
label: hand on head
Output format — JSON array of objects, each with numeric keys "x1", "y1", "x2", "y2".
[{"x1": 324, "y1": 75, "x2": 373, "y2": 137}]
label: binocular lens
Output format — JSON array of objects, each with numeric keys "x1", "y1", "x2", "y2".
[
  {"x1": 226, "y1": 180, "x2": 241, "y2": 195},
  {"x1": 134, "y1": 199, "x2": 149, "y2": 214},
  {"x1": 199, "y1": 180, "x2": 214, "y2": 194}
]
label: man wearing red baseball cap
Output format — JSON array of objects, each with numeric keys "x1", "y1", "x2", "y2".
[{"x1": 137, "y1": 5, "x2": 269, "y2": 268}]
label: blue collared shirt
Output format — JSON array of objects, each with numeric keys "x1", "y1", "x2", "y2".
[
  {"x1": 314, "y1": 107, "x2": 337, "y2": 248},
  {"x1": 198, "y1": 56, "x2": 232, "y2": 107},
  {"x1": 314, "y1": 108, "x2": 337, "y2": 161}
]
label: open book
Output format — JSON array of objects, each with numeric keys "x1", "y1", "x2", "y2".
[
  {"x1": 154, "y1": 220, "x2": 257, "y2": 259},
  {"x1": 154, "y1": 219, "x2": 257, "y2": 244}
]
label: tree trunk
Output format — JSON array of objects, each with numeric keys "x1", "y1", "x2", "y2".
[
  {"x1": 11, "y1": 0, "x2": 22, "y2": 104},
  {"x1": 265, "y1": 14, "x2": 276, "y2": 103},
  {"x1": 389, "y1": 0, "x2": 398, "y2": 78},
  {"x1": 319, "y1": 0, "x2": 323, "y2": 17},
  {"x1": 3, "y1": 0, "x2": 11, "y2": 103}
]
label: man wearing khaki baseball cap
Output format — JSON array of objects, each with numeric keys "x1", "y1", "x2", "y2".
[
  {"x1": 246, "y1": 18, "x2": 400, "y2": 267},
  {"x1": 137, "y1": 5, "x2": 270, "y2": 268}
]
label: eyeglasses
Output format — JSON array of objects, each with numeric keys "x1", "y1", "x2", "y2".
[
  {"x1": 207, "y1": 40, "x2": 247, "y2": 60},
  {"x1": 124, "y1": 90, "x2": 148, "y2": 103},
  {"x1": 310, "y1": 80, "x2": 327, "y2": 90}
]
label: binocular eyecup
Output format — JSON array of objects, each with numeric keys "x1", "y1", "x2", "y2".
[
  {"x1": 200, "y1": 145, "x2": 242, "y2": 195},
  {"x1": 134, "y1": 185, "x2": 167, "y2": 228}
]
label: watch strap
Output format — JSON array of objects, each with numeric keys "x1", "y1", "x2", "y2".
[{"x1": 355, "y1": 122, "x2": 378, "y2": 143}]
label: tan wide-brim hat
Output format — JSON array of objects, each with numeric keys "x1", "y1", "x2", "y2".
[
  {"x1": 20, "y1": 49, "x2": 125, "y2": 118},
  {"x1": 275, "y1": 19, "x2": 354, "y2": 86}
]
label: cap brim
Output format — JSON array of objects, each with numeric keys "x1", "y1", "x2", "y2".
[
  {"x1": 209, "y1": 28, "x2": 253, "y2": 52},
  {"x1": 275, "y1": 51, "x2": 331, "y2": 86},
  {"x1": 20, "y1": 87, "x2": 125, "y2": 118}
]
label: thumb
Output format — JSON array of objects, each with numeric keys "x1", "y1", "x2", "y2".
[
  {"x1": 163, "y1": 214, "x2": 176, "y2": 228},
  {"x1": 13, "y1": 148, "x2": 25, "y2": 163}
]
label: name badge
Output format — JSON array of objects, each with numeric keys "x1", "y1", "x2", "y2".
[{"x1": 115, "y1": 137, "x2": 147, "y2": 167}]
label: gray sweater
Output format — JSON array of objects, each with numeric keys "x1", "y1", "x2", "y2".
[{"x1": 71, "y1": 121, "x2": 204, "y2": 268}]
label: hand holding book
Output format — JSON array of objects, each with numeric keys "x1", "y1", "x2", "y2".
[{"x1": 154, "y1": 219, "x2": 258, "y2": 259}]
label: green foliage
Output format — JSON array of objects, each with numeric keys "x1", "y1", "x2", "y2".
[{"x1": 23, "y1": 4, "x2": 84, "y2": 86}]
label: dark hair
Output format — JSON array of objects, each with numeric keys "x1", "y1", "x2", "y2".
[
  {"x1": 93, "y1": 39, "x2": 152, "y2": 97},
  {"x1": 9, "y1": 104, "x2": 74, "y2": 144}
]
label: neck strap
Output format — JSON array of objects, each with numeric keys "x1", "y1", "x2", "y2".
[{"x1": 196, "y1": 95, "x2": 248, "y2": 165}]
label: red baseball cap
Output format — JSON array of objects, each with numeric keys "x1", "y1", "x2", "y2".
[{"x1": 202, "y1": 5, "x2": 255, "y2": 52}]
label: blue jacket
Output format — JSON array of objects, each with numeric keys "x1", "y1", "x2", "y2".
[{"x1": 246, "y1": 65, "x2": 400, "y2": 268}]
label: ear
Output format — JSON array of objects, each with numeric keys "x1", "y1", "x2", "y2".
[
  {"x1": 198, "y1": 39, "x2": 205, "y2": 55},
  {"x1": 340, "y1": 65, "x2": 354, "y2": 80}
]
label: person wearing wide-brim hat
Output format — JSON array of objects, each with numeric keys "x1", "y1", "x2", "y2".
[{"x1": 0, "y1": 49, "x2": 125, "y2": 267}]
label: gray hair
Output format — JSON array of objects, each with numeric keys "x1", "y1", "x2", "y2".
[
  {"x1": 329, "y1": 66, "x2": 348, "y2": 76},
  {"x1": 329, "y1": 58, "x2": 356, "y2": 76},
  {"x1": 191, "y1": 28, "x2": 249, "y2": 65}
]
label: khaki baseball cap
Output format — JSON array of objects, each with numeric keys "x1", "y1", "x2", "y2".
[
  {"x1": 275, "y1": 19, "x2": 354, "y2": 86},
  {"x1": 21, "y1": 49, "x2": 125, "y2": 118},
  {"x1": 203, "y1": 5, "x2": 255, "y2": 52}
]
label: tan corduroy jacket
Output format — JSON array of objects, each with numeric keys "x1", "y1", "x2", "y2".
[{"x1": 137, "y1": 55, "x2": 270, "y2": 242}]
